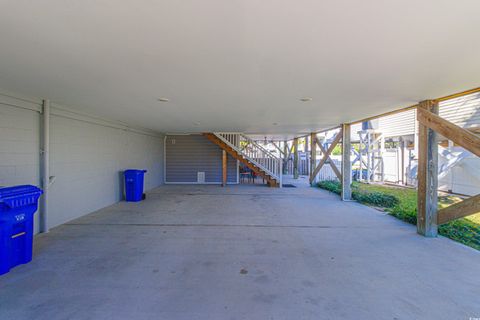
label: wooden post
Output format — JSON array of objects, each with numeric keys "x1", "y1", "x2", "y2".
[
  {"x1": 342, "y1": 124, "x2": 352, "y2": 200},
  {"x1": 417, "y1": 100, "x2": 439, "y2": 237},
  {"x1": 222, "y1": 150, "x2": 227, "y2": 187},
  {"x1": 310, "y1": 133, "x2": 316, "y2": 185},
  {"x1": 293, "y1": 137, "x2": 299, "y2": 179}
]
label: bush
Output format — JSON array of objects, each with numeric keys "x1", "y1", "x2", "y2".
[
  {"x1": 352, "y1": 191, "x2": 399, "y2": 208},
  {"x1": 316, "y1": 180, "x2": 342, "y2": 195},
  {"x1": 317, "y1": 180, "x2": 399, "y2": 208}
]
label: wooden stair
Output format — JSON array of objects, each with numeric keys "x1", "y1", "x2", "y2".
[{"x1": 203, "y1": 133, "x2": 280, "y2": 187}]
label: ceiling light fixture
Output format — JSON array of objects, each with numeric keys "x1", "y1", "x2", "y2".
[
  {"x1": 157, "y1": 98, "x2": 169, "y2": 102},
  {"x1": 300, "y1": 97, "x2": 313, "y2": 102}
]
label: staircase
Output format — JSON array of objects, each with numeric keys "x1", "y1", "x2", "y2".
[{"x1": 203, "y1": 133, "x2": 282, "y2": 187}]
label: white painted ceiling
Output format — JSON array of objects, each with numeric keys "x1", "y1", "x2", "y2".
[{"x1": 1, "y1": 1, "x2": 479, "y2": 136}]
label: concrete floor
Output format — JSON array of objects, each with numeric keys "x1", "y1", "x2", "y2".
[{"x1": 1, "y1": 181, "x2": 480, "y2": 320}]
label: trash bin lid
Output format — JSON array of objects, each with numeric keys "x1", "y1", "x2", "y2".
[
  {"x1": 0, "y1": 185, "x2": 43, "y2": 209},
  {"x1": 124, "y1": 169, "x2": 147, "y2": 175}
]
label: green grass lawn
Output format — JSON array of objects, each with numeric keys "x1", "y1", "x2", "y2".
[{"x1": 316, "y1": 180, "x2": 480, "y2": 250}]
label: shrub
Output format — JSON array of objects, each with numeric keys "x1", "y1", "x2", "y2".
[
  {"x1": 352, "y1": 191, "x2": 399, "y2": 208},
  {"x1": 316, "y1": 180, "x2": 342, "y2": 195},
  {"x1": 317, "y1": 180, "x2": 399, "y2": 208}
]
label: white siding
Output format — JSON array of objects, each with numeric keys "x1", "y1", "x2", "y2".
[
  {"x1": 439, "y1": 92, "x2": 480, "y2": 128},
  {"x1": 378, "y1": 109, "x2": 416, "y2": 138},
  {"x1": 351, "y1": 92, "x2": 480, "y2": 140}
]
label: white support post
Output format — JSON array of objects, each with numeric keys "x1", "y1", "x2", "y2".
[
  {"x1": 359, "y1": 133, "x2": 363, "y2": 182},
  {"x1": 279, "y1": 158, "x2": 283, "y2": 188},
  {"x1": 380, "y1": 134, "x2": 385, "y2": 182},
  {"x1": 366, "y1": 132, "x2": 371, "y2": 183}
]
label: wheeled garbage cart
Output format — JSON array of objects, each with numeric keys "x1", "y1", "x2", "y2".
[{"x1": 0, "y1": 185, "x2": 43, "y2": 275}]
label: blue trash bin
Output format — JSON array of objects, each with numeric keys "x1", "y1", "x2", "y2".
[
  {"x1": 0, "y1": 185, "x2": 43, "y2": 275},
  {"x1": 124, "y1": 169, "x2": 147, "y2": 202}
]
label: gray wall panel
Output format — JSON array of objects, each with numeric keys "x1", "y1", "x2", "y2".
[{"x1": 166, "y1": 135, "x2": 237, "y2": 183}]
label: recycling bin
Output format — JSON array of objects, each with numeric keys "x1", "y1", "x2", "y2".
[
  {"x1": 124, "y1": 169, "x2": 147, "y2": 202},
  {"x1": 0, "y1": 185, "x2": 43, "y2": 275}
]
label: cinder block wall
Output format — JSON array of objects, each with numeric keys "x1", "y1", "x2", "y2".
[
  {"x1": 0, "y1": 101, "x2": 40, "y2": 187},
  {"x1": 0, "y1": 91, "x2": 164, "y2": 232}
]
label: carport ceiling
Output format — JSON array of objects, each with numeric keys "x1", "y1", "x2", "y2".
[{"x1": 0, "y1": 1, "x2": 479, "y2": 135}]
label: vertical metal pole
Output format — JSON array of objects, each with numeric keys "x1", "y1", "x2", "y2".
[
  {"x1": 342, "y1": 124, "x2": 352, "y2": 200},
  {"x1": 40, "y1": 99, "x2": 50, "y2": 233}
]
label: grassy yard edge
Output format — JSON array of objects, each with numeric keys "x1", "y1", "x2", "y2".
[{"x1": 316, "y1": 180, "x2": 480, "y2": 251}]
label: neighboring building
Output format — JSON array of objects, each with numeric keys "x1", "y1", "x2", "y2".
[{"x1": 348, "y1": 92, "x2": 480, "y2": 195}]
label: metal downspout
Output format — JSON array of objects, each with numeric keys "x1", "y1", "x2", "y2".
[{"x1": 40, "y1": 99, "x2": 50, "y2": 233}]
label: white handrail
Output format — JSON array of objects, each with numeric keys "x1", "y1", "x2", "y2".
[{"x1": 214, "y1": 133, "x2": 281, "y2": 181}]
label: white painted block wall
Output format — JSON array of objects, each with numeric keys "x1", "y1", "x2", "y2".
[
  {"x1": 0, "y1": 104, "x2": 40, "y2": 187},
  {"x1": 48, "y1": 115, "x2": 164, "y2": 228},
  {"x1": 1, "y1": 92, "x2": 164, "y2": 232}
]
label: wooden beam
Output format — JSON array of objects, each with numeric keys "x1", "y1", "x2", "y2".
[
  {"x1": 341, "y1": 123, "x2": 352, "y2": 201},
  {"x1": 309, "y1": 133, "x2": 317, "y2": 184},
  {"x1": 293, "y1": 137, "x2": 299, "y2": 179},
  {"x1": 417, "y1": 107, "x2": 480, "y2": 157},
  {"x1": 222, "y1": 150, "x2": 227, "y2": 186},
  {"x1": 309, "y1": 129, "x2": 342, "y2": 183},
  {"x1": 350, "y1": 105, "x2": 418, "y2": 125},
  {"x1": 437, "y1": 86, "x2": 480, "y2": 102},
  {"x1": 316, "y1": 140, "x2": 342, "y2": 180},
  {"x1": 417, "y1": 100, "x2": 439, "y2": 237},
  {"x1": 437, "y1": 194, "x2": 480, "y2": 225},
  {"x1": 467, "y1": 127, "x2": 480, "y2": 134}
]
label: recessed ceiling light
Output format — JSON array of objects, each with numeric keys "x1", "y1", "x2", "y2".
[
  {"x1": 157, "y1": 98, "x2": 169, "y2": 102},
  {"x1": 300, "y1": 97, "x2": 313, "y2": 102}
]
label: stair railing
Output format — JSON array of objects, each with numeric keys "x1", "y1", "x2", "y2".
[{"x1": 214, "y1": 133, "x2": 282, "y2": 183}]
